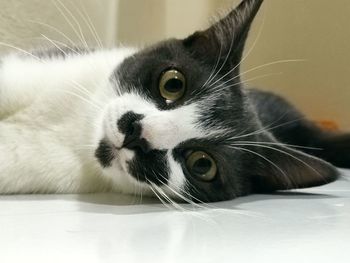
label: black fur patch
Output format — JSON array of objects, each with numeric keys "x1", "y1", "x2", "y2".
[
  {"x1": 95, "y1": 139, "x2": 114, "y2": 168},
  {"x1": 117, "y1": 111, "x2": 144, "y2": 134},
  {"x1": 127, "y1": 149, "x2": 169, "y2": 185}
]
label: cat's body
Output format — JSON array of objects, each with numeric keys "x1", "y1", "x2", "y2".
[{"x1": 0, "y1": 0, "x2": 349, "y2": 202}]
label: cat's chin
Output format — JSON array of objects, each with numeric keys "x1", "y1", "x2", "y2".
[
  {"x1": 95, "y1": 138, "x2": 134, "y2": 170},
  {"x1": 94, "y1": 140, "x2": 183, "y2": 200},
  {"x1": 94, "y1": 143, "x2": 150, "y2": 195}
]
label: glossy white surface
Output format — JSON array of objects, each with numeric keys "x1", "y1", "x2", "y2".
[{"x1": 1, "y1": 170, "x2": 349, "y2": 263}]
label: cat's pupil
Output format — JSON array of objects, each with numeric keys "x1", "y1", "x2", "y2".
[
  {"x1": 192, "y1": 158, "x2": 212, "y2": 175},
  {"x1": 164, "y1": 78, "x2": 183, "y2": 93}
]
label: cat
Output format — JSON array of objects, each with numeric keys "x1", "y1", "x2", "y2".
[{"x1": 0, "y1": 0, "x2": 349, "y2": 203}]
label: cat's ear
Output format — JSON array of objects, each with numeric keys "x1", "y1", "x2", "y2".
[
  {"x1": 251, "y1": 145, "x2": 339, "y2": 192},
  {"x1": 183, "y1": 0, "x2": 263, "y2": 69}
]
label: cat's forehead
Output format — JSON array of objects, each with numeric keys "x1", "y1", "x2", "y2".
[
  {"x1": 115, "y1": 39, "x2": 209, "y2": 88},
  {"x1": 114, "y1": 39, "x2": 244, "y2": 110}
]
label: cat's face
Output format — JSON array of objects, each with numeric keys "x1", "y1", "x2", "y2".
[
  {"x1": 95, "y1": 39, "x2": 256, "y2": 202},
  {"x1": 94, "y1": 0, "x2": 338, "y2": 202}
]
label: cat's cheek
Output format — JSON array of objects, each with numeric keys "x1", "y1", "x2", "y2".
[{"x1": 96, "y1": 102, "x2": 126, "y2": 148}]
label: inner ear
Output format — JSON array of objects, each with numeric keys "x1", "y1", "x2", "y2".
[
  {"x1": 250, "y1": 145, "x2": 340, "y2": 192},
  {"x1": 183, "y1": 0, "x2": 264, "y2": 70}
]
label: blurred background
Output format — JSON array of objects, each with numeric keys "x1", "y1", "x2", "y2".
[{"x1": 0, "y1": 0, "x2": 349, "y2": 130}]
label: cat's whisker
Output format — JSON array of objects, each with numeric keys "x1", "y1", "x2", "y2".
[
  {"x1": 39, "y1": 35, "x2": 81, "y2": 56},
  {"x1": 232, "y1": 143, "x2": 324, "y2": 181},
  {"x1": 157, "y1": 174, "x2": 263, "y2": 218},
  {"x1": 210, "y1": 72, "x2": 283, "y2": 93},
  {"x1": 208, "y1": 11, "x2": 266, "y2": 88},
  {"x1": 68, "y1": 80, "x2": 94, "y2": 97},
  {"x1": 52, "y1": 0, "x2": 90, "y2": 50},
  {"x1": 148, "y1": 184, "x2": 173, "y2": 210},
  {"x1": 146, "y1": 173, "x2": 173, "y2": 208},
  {"x1": 193, "y1": 72, "x2": 279, "y2": 103},
  {"x1": 40, "y1": 34, "x2": 68, "y2": 56},
  {"x1": 83, "y1": 8, "x2": 104, "y2": 49},
  {"x1": 0, "y1": 42, "x2": 42, "y2": 62},
  {"x1": 231, "y1": 141, "x2": 323, "y2": 151},
  {"x1": 67, "y1": 83, "x2": 101, "y2": 106},
  {"x1": 27, "y1": 20, "x2": 76, "y2": 46},
  {"x1": 194, "y1": 69, "x2": 281, "y2": 100},
  {"x1": 109, "y1": 78, "x2": 123, "y2": 97},
  {"x1": 198, "y1": 39, "x2": 224, "y2": 92},
  {"x1": 155, "y1": 185, "x2": 188, "y2": 211},
  {"x1": 67, "y1": 81, "x2": 107, "y2": 108},
  {"x1": 146, "y1": 172, "x2": 185, "y2": 211},
  {"x1": 60, "y1": 89, "x2": 103, "y2": 111},
  {"x1": 75, "y1": 1, "x2": 104, "y2": 49},
  {"x1": 205, "y1": 29, "x2": 235, "y2": 87},
  {"x1": 169, "y1": 183, "x2": 215, "y2": 210},
  {"x1": 133, "y1": 169, "x2": 143, "y2": 206},
  {"x1": 162, "y1": 184, "x2": 211, "y2": 210},
  {"x1": 229, "y1": 145, "x2": 291, "y2": 185},
  {"x1": 212, "y1": 59, "x2": 305, "y2": 91},
  {"x1": 228, "y1": 117, "x2": 305, "y2": 141},
  {"x1": 184, "y1": 178, "x2": 202, "y2": 197},
  {"x1": 151, "y1": 182, "x2": 184, "y2": 211},
  {"x1": 238, "y1": 59, "x2": 306, "y2": 81},
  {"x1": 55, "y1": 0, "x2": 91, "y2": 48},
  {"x1": 148, "y1": 170, "x2": 187, "y2": 210},
  {"x1": 139, "y1": 179, "x2": 144, "y2": 205},
  {"x1": 157, "y1": 174, "x2": 212, "y2": 210},
  {"x1": 234, "y1": 109, "x2": 294, "y2": 139}
]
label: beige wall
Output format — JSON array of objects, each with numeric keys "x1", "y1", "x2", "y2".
[
  {"x1": 0, "y1": 0, "x2": 117, "y2": 51},
  {"x1": 0, "y1": 0, "x2": 348, "y2": 130},
  {"x1": 240, "y1": 0, "x2": 350, "y2": 131}
]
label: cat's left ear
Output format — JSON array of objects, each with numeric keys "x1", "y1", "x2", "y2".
[{"x1": 183, "y1": 0, "x2": 263, "y2": 70}]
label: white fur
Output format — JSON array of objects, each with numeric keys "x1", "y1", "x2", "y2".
[{"x1": 0, "y1": 48, "x2": 133, "y2": 193}]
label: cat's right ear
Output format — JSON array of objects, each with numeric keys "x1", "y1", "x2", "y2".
[
  {"x1": 183, "y1": 0, "x2": 263, "y2": 72},
  {"x1": 250, "y1": 145, "x2": 340, "y2": 192}
]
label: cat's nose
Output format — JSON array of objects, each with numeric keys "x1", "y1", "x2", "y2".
[
  {"x1": 118, "y1": 111, "x2": 151, "y2": 153},
  {"x1": 122, "y1": 122, "x2": 151, "y2": 153}
]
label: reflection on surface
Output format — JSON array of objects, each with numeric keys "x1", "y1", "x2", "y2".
[{"x1": 0, "y1": 171, "x2": 349, "y2": 262}]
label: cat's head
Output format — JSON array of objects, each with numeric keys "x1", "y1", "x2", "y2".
[{"x1": 94, "y1": 0, "x2": 338, "y2": 202}]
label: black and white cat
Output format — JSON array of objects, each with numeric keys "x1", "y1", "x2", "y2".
[{"x1": 0, "y1": 0, "x2": 349, "y2": 202}]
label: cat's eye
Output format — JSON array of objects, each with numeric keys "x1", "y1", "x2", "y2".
[
  {"x1": 159, "y1": 69, "x2": 186, "y2": 102},
  {"x1": 186, "y1": 151, "x2": 217, "y2": 181}
]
